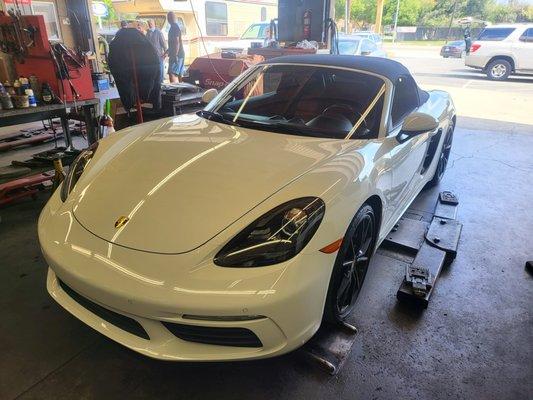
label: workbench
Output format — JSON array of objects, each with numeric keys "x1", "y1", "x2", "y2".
[{"x1": 0, "y1": 98, "x2": 100, "y2": 148}]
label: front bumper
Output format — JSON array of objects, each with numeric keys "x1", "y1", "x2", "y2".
[
  {"x1": 39, "y1": 191, "x2": 335, "y2": 361},
  {"x1": 47, "y1": 268, "x2": 291, "y2": 360}
]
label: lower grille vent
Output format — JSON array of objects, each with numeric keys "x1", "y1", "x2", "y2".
[
  {"x1": 58, "y1": 279, "x2": 149, "y2": 340},
  {"x1": 162, "y1": 322, "x2": 262, "y2": 348}
]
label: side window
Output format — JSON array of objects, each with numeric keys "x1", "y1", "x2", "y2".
[
  {"x1": 391, "y1": 76, "x2": 419, "y2": 127},
  {"x1": 477, "y1": 28, "x2": 515, "y2": 41},
  {"x1": 519, "y1": 28, "x2": 533, "y2": 43},
  {"x1": 205, "y1": 2, "x2": 228, "y2": 36},
  {"x1": 361, "y1": 39, "x2": 377, "y2": 53},
  {"x1": 259, "y1": 24, "x2": 271, "y2": 39}
]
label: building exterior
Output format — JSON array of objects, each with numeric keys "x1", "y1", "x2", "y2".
[{"x1": 111, "y1": 0, "x2": 278, "y2": 63}]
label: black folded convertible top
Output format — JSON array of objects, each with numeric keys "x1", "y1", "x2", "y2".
[{"x1": 262, "y1": 54, "x2": 429, "y2": 106}]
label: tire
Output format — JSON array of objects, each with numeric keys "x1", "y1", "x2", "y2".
[
  {"x1": 323, "y1": 204, "x2": 377, "y2": 324},
  {"x1": 426, "y1": 125, "x2": 454, "y2": 188},
  {"x1": 486, "y1": 59, "x2": 511, "y2": 80}
]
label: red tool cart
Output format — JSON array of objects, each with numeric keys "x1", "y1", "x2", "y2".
[{"x1": 185, "y1": 53, "x2": 264, "y2": 90}]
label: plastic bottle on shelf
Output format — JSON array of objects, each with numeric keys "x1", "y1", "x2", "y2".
[
  {"x1": 13, "y1": 79, "x2": 22, "y2": 95},
  {"x1": 3, "y1": 80, "x2": 12, "y2": 93},
  {"x1": 99, "y1": 99, "x2": 115, "y2": 137},
  {"x1": 25, "y1": 89, "x2": 37, "y2": 107},
  {"x1": 20, "y1": 77, "x2": 30, "y2": 92},
  {"x1": 29, "y1": 75, "x2": 41, "y2": 103},
  {"x1": 0, "y1": 92, "x2": 14, "y2": 110}
]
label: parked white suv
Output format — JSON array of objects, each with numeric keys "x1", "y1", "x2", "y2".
[
  {"x1": 219, "y1": 22, "x2": 272, "y2": 53},
  {"x1": 465, "y1": 24, "x2": 533, "y2": 80}
]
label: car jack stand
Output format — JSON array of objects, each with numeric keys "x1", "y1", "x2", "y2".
[
  {"x1": 382, "y1": 191, "x2": 462, "y2": 308},
  {"x1": 299, "y1": 321, "x2": 358, "y2": 375}
]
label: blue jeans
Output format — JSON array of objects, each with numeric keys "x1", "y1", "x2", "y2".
[{"x1": 159, "y1": 59, "x2": 165, "y2": 83}]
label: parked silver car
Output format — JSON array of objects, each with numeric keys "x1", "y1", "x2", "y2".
[
  {"x1": 351, "y1": 31, "x2": 383, "y2": 46},
  {"x1": 440, "y1": 40, "x2": 466, "y2": 58},
  {"x1": 338, "y1": 35, "x2": 387, "y2": 58}
]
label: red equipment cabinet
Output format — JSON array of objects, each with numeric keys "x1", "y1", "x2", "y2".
[{"x1": 0, "y1": 15, "x2": 94, "y2": 101}]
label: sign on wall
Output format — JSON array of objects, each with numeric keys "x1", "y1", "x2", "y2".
[{"x1": 396, "y1": 26, "x2": 417, "y2": 33}]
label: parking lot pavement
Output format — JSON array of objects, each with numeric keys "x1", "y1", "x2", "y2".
[{"x1": 386, "y1": 44, "x2": 533, "y2": 128}]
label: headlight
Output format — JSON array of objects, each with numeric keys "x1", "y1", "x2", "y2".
[
  {"x1": 214, "y1": 197, "x2": 325, "y2": 267},
  {"x1": 60, "y1": 143, "x2": 98, "y2": 202}
]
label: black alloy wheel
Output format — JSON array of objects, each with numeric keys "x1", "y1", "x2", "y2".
[
  {"x1": 436, "y1": 128, "x2": 453, "y2": 181},
  {"x1": 324, "y1": 204, "x2": 376, "y2": 323}
]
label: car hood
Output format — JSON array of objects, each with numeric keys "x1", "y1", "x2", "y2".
[{"x1": 72, "y1": 115, "x2": 344, "y2": 254}]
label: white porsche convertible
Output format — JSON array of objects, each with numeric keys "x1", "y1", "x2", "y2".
[{"x1": 39, "y1": 55, "x2": 455, "y2": 361}]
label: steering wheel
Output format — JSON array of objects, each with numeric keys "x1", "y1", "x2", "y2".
[{"x1": 322, "y1": 104, "x2": 368, "y2": 133}]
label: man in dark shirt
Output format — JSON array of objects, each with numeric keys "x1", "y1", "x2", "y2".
[
  {"x1": 166, "y1": 11, "x2": 185, "y2": 83},
  {"x1": 146, "y1": 19, "x2": 167, "y2": 83}
]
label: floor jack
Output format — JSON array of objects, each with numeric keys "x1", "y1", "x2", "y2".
[
  {"x1": 383, "y1": 191, "x2": 462, "y2": 308},
  {"x1": 299, "y1": 191, "x2": 462, "y2": 375}
]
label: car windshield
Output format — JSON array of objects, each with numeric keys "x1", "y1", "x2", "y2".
[
  {"x1": 447, "y1": 41, "x2": 464, "y2": 46},
  {"x1": 338, "y1": 40, "x2": 360, "y2": 55},
  {"x1": 477, "y1": 27, "x2": 515, "y2": 41},
  {"x1": 205, "y1": 64, "x2": 386, "y2": 140},
  {"x1": 241, "y1": 24, "x2": 268, "y2": 39}
]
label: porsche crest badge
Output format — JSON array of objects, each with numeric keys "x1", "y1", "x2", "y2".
[{"x1": 114, "y1": 216, "x2": 130, "y2": 229}]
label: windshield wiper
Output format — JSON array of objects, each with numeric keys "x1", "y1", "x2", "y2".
[
  {"x1": 236, "y1": 119, "x2": 324, "y2": 138},
  {"x1": 197, "y1": 110, "x2": 240, "y2": 126}
]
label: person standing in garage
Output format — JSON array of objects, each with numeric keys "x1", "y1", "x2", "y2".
[
  {"x1": 146, "y1": 19, "x2": 167, "y2": 83},
  {"x1": 166, "y1": 11, "x2": 185, "y2": 83}
]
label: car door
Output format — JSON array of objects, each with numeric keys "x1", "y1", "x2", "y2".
[
  {"x1": 387, "y1": 76, "x2": 431, "y2": 216},
  {"x1": 514, "y1": 27, "x2": 533, "y2": 70}
]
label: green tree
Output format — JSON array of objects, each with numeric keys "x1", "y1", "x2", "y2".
[
  {"x1": 486, "y1": 1, "x2": 533, "y2": 22},
  {"x1": 383, "y1": 0, "x2": 435, "y2": 26},
  {"x1": 335, "y1": 0, "x2": 531, "y2": 27},
  {"x1": 100, "y1": 0, "x2": 118, "y2": 23}
]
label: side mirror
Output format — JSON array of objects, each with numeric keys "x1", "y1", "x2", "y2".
[
  {"x1": 201, "y1": 88, "x2": 218, "y2": 104},
  {"x1": 397, "y1": 112, "x2": 438, "y2": 142},
  {"x1": 361, "y1": 50, "x2": 372, "y2": 56}
]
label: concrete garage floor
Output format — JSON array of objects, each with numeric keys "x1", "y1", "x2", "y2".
[{"x1": 1, "y1": 117, "x2": 531, "y2": 400}]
